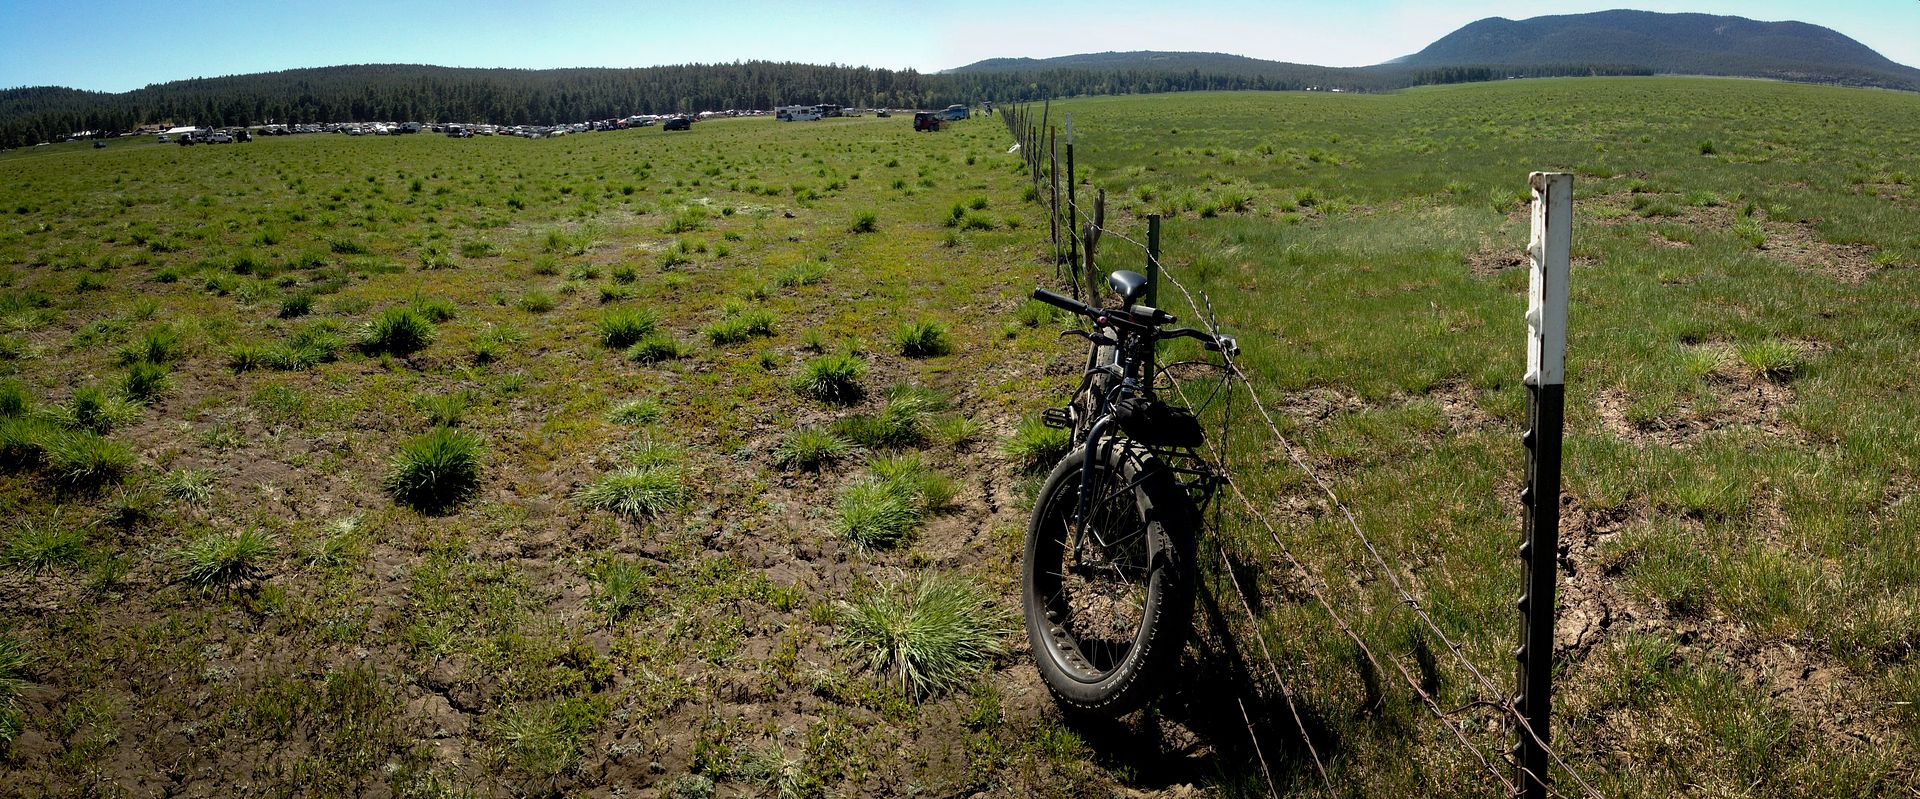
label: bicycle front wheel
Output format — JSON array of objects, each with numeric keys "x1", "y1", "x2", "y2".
[{"x1": 1022, "y1": 439, "x2": 1195, "y2": 714}]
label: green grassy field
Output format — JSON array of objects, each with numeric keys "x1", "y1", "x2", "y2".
[
  {"x1": 1048, "y1": 78, "x2": 1920, "y2": 797},
  {"x1": 2, "y1": 76, "x2": 1918, "y2": 798}
]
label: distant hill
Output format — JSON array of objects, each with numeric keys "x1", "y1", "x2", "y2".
[
  {"x1": 947, "y1": 51, "x2": 1354, "y2": 81},
  {"x1": 1387, "y1": 9, "x2": 1920, "y2": 90}
]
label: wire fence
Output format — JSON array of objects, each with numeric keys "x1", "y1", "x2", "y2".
[{"x1": 999, "y1": 102, "x2": 1607, "y2": 799}]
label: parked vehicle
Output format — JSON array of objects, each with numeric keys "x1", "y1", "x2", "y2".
[
  {"x1": 93, "y1": 141, "x2": 106, "y2": 149},
  {"x1": 875, "y1": 109, "x2": 891, "y2": 118},
  {"x1": 939, "y1": 104, "x2": 968, "y2": 122},
  {"x1": 663, "y1": 116, "x2": 693, "y2": 131},
  {"x1": 913, "y1": 112, "x2": 940, "y2": 132},
  {"x1": 156, "y1": 135, "x2": 169, "y2": 143},
  {"x1": 208, "y1": 131, "x2": 233, "y2": 144}
]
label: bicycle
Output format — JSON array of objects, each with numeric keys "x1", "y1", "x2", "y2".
[{"x1": 1023, "y1": 270, "x2": 1238, "y2": 714}]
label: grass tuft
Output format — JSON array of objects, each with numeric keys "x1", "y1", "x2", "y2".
[
  {"x1": 156, "y1": 467, "x2": 216, "y2": 505},
  {"x1": 384, "y1": 427, "x2": 482, "y2": 512},
  {"x1": 45, "y1": 429, "x2": 136, "y2": 491},
  {"x1": 607, "y1": 398, "x2": 664, "y2": 425},
  {"x1": 773, "y1": 427, "x2": 859, "y2": 471},
  {"x1": 1003, "y1": 415, "x2": 1070, "y2": 473},
  {"x1": 893, "y1": 320, "x2": 953, "y2": 358},
  {"x1": 360, "y1": 307, "x2": 435, "y2": 356},
  {"x1": 176, "y1": 528, "x2": 277, "y2": 591},
  {"x1": 791, "y1": 353, "x2": 866, "y2": 404},
  {"x1": 597, "y1": 307, "x2": 660, "y2": 348},
  {"x1": 1737, "y1": 339, "x2": 1802, "y2": 381},
  {"x1": 703, "y1": 309, "x2": 776, "y2": 345},
  {"x1": 3, "y1": 517, "x2": 87, "y2": 574},
  {"x1": 835, "y1": 574, "x2": 1011, "y2": 698},
  {"x1": 627, "y1": 333, "x2": 691, "y2": 363},
  {"x1": 575, "y1": 465, "x2": 686, "y2": 519}
]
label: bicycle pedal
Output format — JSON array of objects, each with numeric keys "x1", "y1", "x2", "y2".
[{"x1": 1040, "y1": 408, "x2": 1074, "y2": 429}]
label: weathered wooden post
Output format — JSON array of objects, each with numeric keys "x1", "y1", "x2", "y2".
[
  {"x1": 1515, "y1": 171, "x2": 1571, "y2": 799},
  {"x1": 1083, "y1": 189, "x2": 1106, "y2": 301}
]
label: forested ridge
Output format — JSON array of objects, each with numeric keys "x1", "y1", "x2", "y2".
[{"x1": 0, "y1": 60, "x2": 1651, "y2": 148}]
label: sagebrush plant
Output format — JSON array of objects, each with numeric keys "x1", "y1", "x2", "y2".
[
  {"x1": 361, "y1": 306, "x2": 435, "y2": 355},
  {"x1": 773, "y1": 427, "x2": 859, "y2": 471},
  {"x1": 836, "y1": 574, "x2": 1012, "y2": 698},
  {"x1": 791, "y1": 353, "x2": 866, "y2": 404},
  {"x1": 1003, "y1": 415, "x2": 1071, "y2": 473},
  {"x1": 893, "y1": 320, "x2": 953, "y2": 358},
  {"x1": 176, "y1": 527, "x2": 277, "y2": 591},
  {"x1": 384, "y1": 427, "x2": 482, "y2": 512},
  {"x1": 597, "y1": 307, "x2": 660, "y2": 348}
]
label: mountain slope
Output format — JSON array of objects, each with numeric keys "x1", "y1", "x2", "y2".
[{"x1": 1389, "y1": 9, "x2": 1920, "y2": 89}]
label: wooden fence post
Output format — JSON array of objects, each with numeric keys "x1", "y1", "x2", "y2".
[
  {"x1": 1515, "y1": 171, "x2": 1571, "y2": 799},
  {"x1": 1066, "y1": 114, "x2": 1080, "y2": 299}
]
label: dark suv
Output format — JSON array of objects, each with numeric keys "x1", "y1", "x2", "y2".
[
  {"x1": 913, "y1": 112, "x2": 940, "y2": 132},
  {"x1": 663, "y1": 116, "x2": 693, "y2": 131}
]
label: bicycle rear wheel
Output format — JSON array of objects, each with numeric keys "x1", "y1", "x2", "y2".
[{"x1": 1022, "y1": 439, "x2": 1195, "y2": 714}]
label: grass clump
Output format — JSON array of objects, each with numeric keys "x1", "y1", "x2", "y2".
[
  {"x1": 589, "y1": 558, "x2": 650, "y2": 621},
  {"x1": 791, "y1": 353, "x2": 866, "y2": 404},
  {"x1": 626, "y1": 333, "x2": 690, "y2": 364},
  {"x1": 850, "y1": 210, "x2": 879, "y2": 233},
  {"x1": 62, "y1": 385, "x2": 141, "y2": 434},
  {"x1": 415, "y1": 390, "x2": 475, "y2": 427},
  {"x1": 45, "y1": 429, "x2": 136, "y2": 491},
  {"x1": 773, "y1": 427, "x2": 859, "y2": 471},
  {"x1": 0, "y1": 380, "x2": 28, "y2": 417},
  {"x1": 575, "y1": 464, "x2": 686, "y2": 519},
  {"x1": 893, "y1": 320, "x2": 953, "y2": 358},
  {"x1": 517, "y1": 291, "x2": 556, "y2": 313},
  {"x1": 360, "y1": 307, "x2": 435, "y2": 356},
  {"x1": 156, "y1": 467, "x2": 216, "y2": 505},
  {"x1": 607, "y1": 398, "x2": 664, "y2": 425},
  {"x1": 0, "y1": 634, "x2": 27, "y2": 747},
  {"x1": 117, "y1": 325, "x2": 182, "y2": 366},
  {"x1": 833, "y1": 384, "x2": 945, "y2": 449},
  {"x1": 1003, "y1": 415, "x2": 1070, "y2": 473},
  {"x1": 3, "y1": 517, "x2": 87, "y2": 574},
  {"x1": 384, "y1": 427, "x2": 482, "y2": 513},
  {"x1": 776, "y1": 264, "x2": 829, "y2": 288},
  {"x1": 835, "y1": 574, "x2": 1012, "y2": 698},
  {"x1": 597, "y1": 307, "x2": 660, "y2": 348},
  {"x1": 703, "y1": 308, "x2": 776, "y2": 345},
  {"x1": 1738, "y1": 339, "x2": 1802, "y2": 381},
  {"x1": 0, "y1": 417, "x2": 56, "y2": 468},
  {"x1": 120, "y1": 361, "x2": 169, "y2": 402},
  {"x1": 176, "y1": 528, "x2": 277, "y2": 591},
  {"x1": 833, "y1": 453, "x2": 953, "y2": 548}
]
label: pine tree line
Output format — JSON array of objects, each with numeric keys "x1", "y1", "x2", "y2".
[{"x1": 1, "y1": 60, "x2": 1650, "y2": 149}]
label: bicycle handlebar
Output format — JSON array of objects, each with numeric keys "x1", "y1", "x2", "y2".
[{"x1": 1030, "y1": 286, "x2": 1238, "y2": 356}]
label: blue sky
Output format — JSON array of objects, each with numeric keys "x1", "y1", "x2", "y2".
[{"x1": 3, "y1": 0, "x2": 1917, "y2": 93}]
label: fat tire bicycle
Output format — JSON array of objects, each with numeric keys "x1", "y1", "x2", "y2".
[{"x1": 1023, "y1": 270, "x2": 1237, "y2": 714}]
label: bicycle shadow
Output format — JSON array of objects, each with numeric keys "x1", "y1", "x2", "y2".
[{"x1": 1057, "y1": 550, "x2": 1350, "y2": 795}]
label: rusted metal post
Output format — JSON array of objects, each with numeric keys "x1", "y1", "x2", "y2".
[
  {"x1": 1065, "y1": 114, "x2": 1080, "y2": 299},
  {"x1": 1146, "y1": 214, "x2": 1162, "y2": 308},
  {"x1": 1515, "y1": 171, "x2": 1571, "y2": 799},
  {"x1": 1050, "y1": 126, "x2": 1061, "y2": 273}
]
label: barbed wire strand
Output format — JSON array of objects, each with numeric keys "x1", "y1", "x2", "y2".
[
  {"x1": 1168, "y1": 376, "x2": 1520, "y2": 798},
  {"x1": 1215, "y1": 546, "x2": 1332, "y2": 792},
  {"x1": 1020, "y1": 110, "x2": 1600, "y2": 798}
]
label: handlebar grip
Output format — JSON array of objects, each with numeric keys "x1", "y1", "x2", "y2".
[{"x1": 1032, "y1": 287, "x2": 1092, "y2": 317}]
